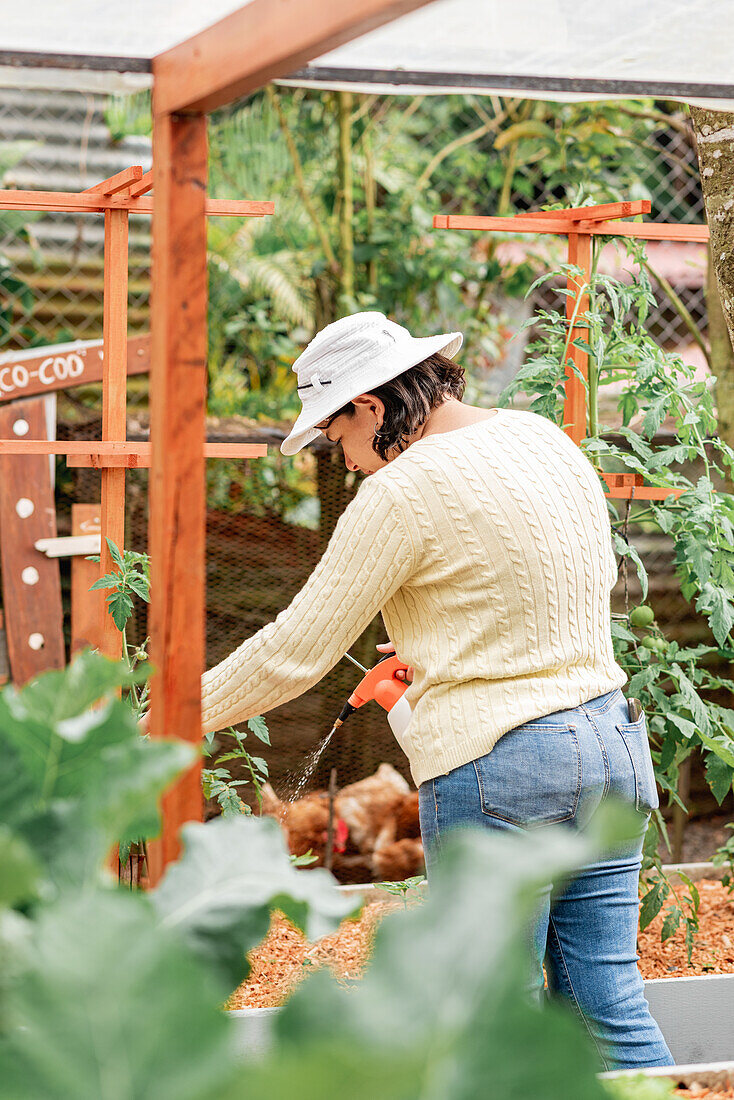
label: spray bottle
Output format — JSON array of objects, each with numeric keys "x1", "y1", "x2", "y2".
[{"x1": 332, "y1": 652, "x2": 412, "y2": 740}]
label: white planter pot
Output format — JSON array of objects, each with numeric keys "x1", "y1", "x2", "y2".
[
  {"x1": 228, "y1": 1007, "x2": 279, "y2": 1061},
  {"x1": 644, "y1": 974, "x2": 734, "y2": 1065},
  {"x1": 227, "y1": 974, "x2": 734, "y2": 1067}
]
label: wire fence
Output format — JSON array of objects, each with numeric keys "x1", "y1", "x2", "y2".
[{"x1": 1, "y1": 83, "x2": 722, "y2": 853}]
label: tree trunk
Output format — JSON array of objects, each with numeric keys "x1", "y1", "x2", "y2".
[
  {"x1": 690, "y1": 108, "x2": 734, "y2": 450},
  {"x1": 706, "y1": 245, "x2": 734, "y2": 449}
]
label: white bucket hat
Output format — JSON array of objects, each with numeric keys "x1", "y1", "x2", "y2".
[{"x1": 280, "y1": 311, "x2": 463, "y2": 455}]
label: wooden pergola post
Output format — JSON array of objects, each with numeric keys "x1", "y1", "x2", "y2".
[
  {"x1": 100, "y1": 205, "x2": 130, "y2": 659},
  {"x1": 146, "y1": 0, "x2": 436, "y2": 882},
  {"x1": 147, "y1": 112, "x2": 210, "y2": 877}
]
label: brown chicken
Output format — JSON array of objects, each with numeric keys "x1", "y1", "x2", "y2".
[{"x1": 260, "y1": 764, "x2": 424, "y2": 882}]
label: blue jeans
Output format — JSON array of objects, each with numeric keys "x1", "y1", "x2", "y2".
[{"x1": 418, "y1": 687, "x2": 674, "y2": 1072}]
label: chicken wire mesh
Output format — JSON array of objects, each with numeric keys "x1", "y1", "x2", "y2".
[{"x1": 0, "y1": 83, "x2": 721, "y2": 866}]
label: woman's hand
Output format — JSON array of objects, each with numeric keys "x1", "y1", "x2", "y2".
[{"x1": 376, "y1": 642, "x2": 414, "y2": 683}]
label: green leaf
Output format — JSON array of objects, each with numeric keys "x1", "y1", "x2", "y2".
[
  {"x1": 0, "y1": 649, "x2": 141, "y2": 727},
  {"x1": 705, "y1": 752, "x2": 733, "y2": 805},
  {"x1": 0, "y1": 828, "x2": 41, "y2": 909},
  {"x1": 612, "y1": 532, "x2": 648, "y2": 601},
  {"x1": 249, "y1": 756, "x2": 269, "y2": 776},
  {"x1": 0, "y1": 892, "x2": 238, "y2": 1099},
  {"x1": 666, "y1": 714, "x2": 697, "y2": 740},
  {"x1": 674, "y1": 670, "x2": 712, "y2": 736},
  {"x1": 0, "y1": 653, "x2": 194, "y2": 891},
  {"x1": 247, "y1": 715, "x2": 271, "y2": 745},
  {"x1": 107, "y1": 590, "x2": 134, "y2": 632},
  {"x1": 151, "y1": 815, "x2": 356, "y2": 988},
  {"x1": 696, "y1": 584, "x2": 734, "y2": 647},
  {"x1": 88, "y1": 573, "x2": 120, "y2": 592},
  {"x1": 217, "y1": 786, "x2": 247, "y2": 817},
  {"x1": 105, "y1": 537, "x2": 124, "y2": 568},
  {"x1": 602, "y1": 1073, "x2": 675, "y2": 1098},
  {"x1": 639, "y1": 879, "x2": 668, "y2": 931},
  {"x1": 127, "y1": 574, "x2": 150, "y2": 602},
  {"x1": 660, "y1": 906, "x2": 681, "y2": 942}
]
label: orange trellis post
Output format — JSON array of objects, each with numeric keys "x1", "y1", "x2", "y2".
[
  {"x1": 145, "y1": 0, "x2": 437, "y2": 883},
  {"x1": 0, "y1": 174, "x2": 271, "y2": 657},
  {"x1": 434, "y1": 201, "x2": 710, "y2": 501}
]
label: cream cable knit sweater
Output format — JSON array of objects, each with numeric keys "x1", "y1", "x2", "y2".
[{"x1": 201, "y1": 408, "x2": 626, "y2": 786}]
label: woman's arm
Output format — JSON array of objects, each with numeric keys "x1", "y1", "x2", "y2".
[{"x1": 200, "y1": 475, "x2": 417, "y2": 734}]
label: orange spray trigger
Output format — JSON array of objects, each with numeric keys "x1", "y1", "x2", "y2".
[{"x1": 346, "y1": 653, "x2": 410, "y2": 713}]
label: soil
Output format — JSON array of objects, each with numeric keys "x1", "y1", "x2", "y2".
[
  {"x1": 638, "y1": 879, "x2": 734, "y2": 979},
  {"x1": 657, "y1": 814, "x2": 734, "y2": 865},
  {"x1": 228, "y1": 879, "x2": 734, "y2": 1010},
  {"x1": 227, "y1": 897, "x2": 395, "y2": 1010},
  {"x1": 674, "y1": 1090, "x2": 734, "y2": 1098}
]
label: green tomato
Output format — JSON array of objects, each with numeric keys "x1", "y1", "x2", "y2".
[
  {"x1": 630, "y1": 605, "x2": 655, "y2": 628},
  {"x1": 640, "y1": 636, "x2": 666, "y2": 654}
]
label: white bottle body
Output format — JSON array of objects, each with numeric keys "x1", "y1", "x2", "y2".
[{"x1": 387, "y1": 694, "x2": 413, "y2": 743}]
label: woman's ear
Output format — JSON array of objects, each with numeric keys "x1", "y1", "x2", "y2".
[{"x1": 353, "y1": 393, "x2": 386, "y2": 430}]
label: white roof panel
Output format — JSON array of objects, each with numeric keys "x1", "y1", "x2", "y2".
[
  {"x1": 0, "y1": 0, "x2": 248, "y2": 62},
  {"x1": 1, "y1": 0, "x2": 732, "y2": 105}
]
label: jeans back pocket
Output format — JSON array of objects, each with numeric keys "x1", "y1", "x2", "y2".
[
  {"x1": 616, "y1": 713, "x2": 659, "y2": 814},
  {"x1": 473, "y1": 720, "x2": 581, "y2": 828}
]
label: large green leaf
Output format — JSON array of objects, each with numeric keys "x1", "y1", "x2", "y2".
[
  {"x1": 0, "y1": 828, "x2": 40, "y2": 909},
  {"x1": 151, "y1": 815, "x2": 355, "y2": 988},
  {"x1": 0, "y1": 649, "x2": 141, "y2": 729},
  {"x1": 0, "y1": 654, "x2": 194, "y2": 893},
  {"x1": 0, "y1": 892, "x2": 237, "y2": 1100}
]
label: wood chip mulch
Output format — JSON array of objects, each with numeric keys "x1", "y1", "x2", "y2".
[
  {"x1": 637, "y1": 879, "x2": 734, "y2": 979},
  {"x1": 674, "y1": 1089, "x2": 734, "y2": 1098},
  {"x1": 227, "y1": 898, "x2": 396, "y2": 1010},
  {"x1": 228, "y1": 880, "x2": 734, "y2": 1009}
]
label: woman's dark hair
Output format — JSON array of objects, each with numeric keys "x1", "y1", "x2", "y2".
[{"x1": 325, "y1": 352, "x2": 465, "y2": 460}]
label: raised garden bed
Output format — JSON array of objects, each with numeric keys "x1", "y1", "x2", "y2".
[
  {"x1": 229, "y1": 868, "x2": 734, "y2": 1009},
  {"x1": 227, "y1": 865, "x2": 734, "y2": 1066},
  {"x1": 603, "y1": 1060, "x2": 734, "y2": 1097}
]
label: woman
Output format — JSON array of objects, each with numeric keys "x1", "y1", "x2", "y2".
[{"x1": 201, "y1": 310, "x2": 672, "y2": 1071}]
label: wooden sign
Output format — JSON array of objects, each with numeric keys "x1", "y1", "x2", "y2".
[
  {"x1": 0, "y1": 396, "x2": 65, "y2": 684},
  {"x1": 0, "y1": 334, "x2": 150, "y2": 404}
]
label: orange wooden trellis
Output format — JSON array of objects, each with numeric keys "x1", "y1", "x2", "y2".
[
  {"x1": 0, "y1": 168, "x2": 271, "y2": 668},
  {"x1": 434, "y1": 200, "x2": 710, "y2": 500},
  {"x1": 0, "y1": 167, "x2": 271, "y2": 661}
]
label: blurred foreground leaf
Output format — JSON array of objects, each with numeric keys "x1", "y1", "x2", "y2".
[{"x1": 152, "y1": 815, "x2": 356, "y2": 988}]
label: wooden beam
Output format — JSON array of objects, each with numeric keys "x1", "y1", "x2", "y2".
[
  {"x1": 153, "y1": 0, "x2": 436, "y2": 115},
  {"x1": 99, "y1": 208, "x2": 128, "y2": 661},
  {"x1": 70, "y1": 504, "x2": 105, "y2": 655},
  {"x1": 562, "y1": 232, "x2": 592, "y2": 446},
  {"x1": 0, "y1": 397, "x2": 65, "y2": 684},
  {"x1": 129, "y1": 170, "x2": 154, "y2": 198},
  {"x1": 0, "y1": 190, "x2": 273, "y2": 217},
  {"x1": 0, "y1": 441, "x2": 268, "y2": 459},
  {"x1": 83, "y1": 166, "x2": 144, "y2": 196},
  {"x1": 0, "y1": 334, "x2": 150, "y2": 404},
  {"x1": 147, "y1": 111, "x2": 209, "y2": 883},
  {"x1": 66, "y1": 443, "x2": 268, "y2": 467},
  {"x1": 515, "y1": 200, "x2": 651, "y2": 222},
  {"x1": 433, "y1": 213, "x2": 709, "y2": 243},
  {"x1": 604, "y1": 486, "x2": 685, "y2": 500},
  {"x1": 36, "y1": 533, "x2": 101, "y2": 557}
]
